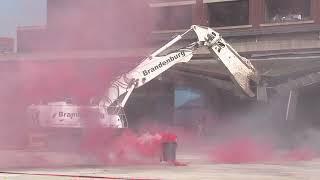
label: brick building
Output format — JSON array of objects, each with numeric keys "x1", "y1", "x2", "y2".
[{"x1": 148, "y1": 0, "x2": 320, "y2": 129}]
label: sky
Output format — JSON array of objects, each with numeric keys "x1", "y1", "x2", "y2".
[{"x1": 0, "y1": 0, "x2": 47, "y2": 38}]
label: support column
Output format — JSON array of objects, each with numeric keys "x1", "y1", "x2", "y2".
[
  {"x1": 192, "y1": 0, "x2": 208, "y2": 26},
  {"x1": 257, "y1": 82, "x2": 268, "y2": 102},
  {"x1": 285, "y1": 90, "x2": 299, "y2": 122},
  {"x1": 249, "y1": 0, "x2": 265, "y2": 28},
  {"x1": 311, "y1": 0, "x2": 320, "y2": 24}
]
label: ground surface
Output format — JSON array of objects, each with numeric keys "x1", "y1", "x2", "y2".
[{"x1": 1, "y1": 152, "x2": 320, "y2": 180}]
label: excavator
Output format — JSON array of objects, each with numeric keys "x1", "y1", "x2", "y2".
[{"x1": 27, "y1": 25, "x2": 258, "y2": 130}]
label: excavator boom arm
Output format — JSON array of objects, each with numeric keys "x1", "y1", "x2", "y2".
[{"x1": 99, "y1": 25, "x2": 258, "y2": 128}]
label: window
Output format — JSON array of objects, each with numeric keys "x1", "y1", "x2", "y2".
[
  {"x1": 152, "y1": 4, "x2": 193, "y2": 30},
  {"x1": 175, "y1": 87, "x2": 204, "y2": 109},
  {"x1": 206, "y1": 0, "x2": 249, "y2": 27},
  {"x1": 174, "y1": 86, "x2": 206, "y2": 127},
  {"x1": 265, "y1": 0, "x2": 311, "y2": 23}
]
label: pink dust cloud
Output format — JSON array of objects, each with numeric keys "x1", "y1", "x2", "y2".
[
  {"x1": 80, "y1": 125, "x2": 179, "y2": 165},
  {"x1": 2, "y1": 0, "x2": 320, "y2": 169},
  {"x1": 16, "y1": 0, "x2": 153, "y2": 104},
  {"x1": 282, "y1": 147, "x2": 317, "y2": 161},
  {"x1": 208, "y1": 136, "x2": 319, "y2": 164},
  {"x1": 209, "y1": 137, "x2": 274, "y2": 164},
  {"x1": 0, "y1": 0, "x2": 155, "y2": 168}
]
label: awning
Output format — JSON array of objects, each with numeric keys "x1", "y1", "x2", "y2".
[
  {"x1": 149, "y1": 0, "x2": 196, "y2": 7},
  {"x1": 203, "y1": 0, "x2": 239, "y2": 3}
]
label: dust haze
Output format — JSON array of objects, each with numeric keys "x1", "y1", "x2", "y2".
[{"x1": 0, "y1": 0, "x2": 319, "y2": 170}]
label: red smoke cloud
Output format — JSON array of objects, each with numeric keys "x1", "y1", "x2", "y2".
[
  {"x1": 282, "y1": 147, "x2": 317, "y2": 161},
  {"x1": 208, "y1": 136, "x2": 319, "y2": 164},
  {"x1": 2, "y1": 0, "x2": 320, "y2": 170},
  {"x1": 209, "y1": 137, "x2": 274, "y2": 164},
  {"x1": 21, "y1": 0, "x2": 152, "y2": 51},
  {"x1": 0, "y1": 0, "x2": 152, "y2": 155},
  {"x1": 81, "y1": 126, "x2": 179, "y2": 165}
]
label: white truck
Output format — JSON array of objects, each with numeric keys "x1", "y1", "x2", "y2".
[{"x1": 27, "y1": 25, "x2": 258, "y2": 129}]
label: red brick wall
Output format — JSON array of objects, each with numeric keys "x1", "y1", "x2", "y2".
[{"x1": 18, "y1": 0, "x2": 152, "y2": 52}]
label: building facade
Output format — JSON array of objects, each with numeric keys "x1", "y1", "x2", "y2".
[
  {"x1": 0, "y1": 37, "x2": 14, "y2": 54},
  {"x1": 149, "y1": 0, "x2": 320, "y2": 129}
]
